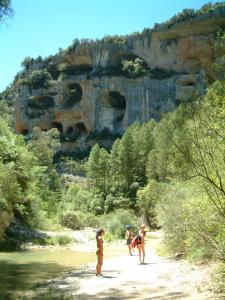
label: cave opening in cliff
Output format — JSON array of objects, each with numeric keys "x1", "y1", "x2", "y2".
[
  {"x1": 180, "y1": 80, "x2": 195, "y2": 86},
  {"x1": 35, "y1": 96, "x2": 55, "y2": 109},
  {"x1": 21, "y1": 129, "x2": 29, "y2": 135},
  {"x1": 185, "y1": 81, "x2": 195, "y2": 86},
  {"x1": 74, "y1": 122, "x2": 88, "y2": 136},
  {"x1": 64, "y1": 83, "x2": 83, "y2": 107},
  {"x1": 66, "y1": 127, "x2": 74, "y2": 135},
  {"x1": 107, "y1": 91, "x2": 126, "y2": 109},
  {"x1": 27, "y1": 96, "x2": 55, "y2": 109},
  {"x1": 52, "y1": 121, "x2": 63, "y2": 133}
]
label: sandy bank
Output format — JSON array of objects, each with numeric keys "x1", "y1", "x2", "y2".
[{"x1": 35, "y1": 232, "x2": 223, "y2": 300}]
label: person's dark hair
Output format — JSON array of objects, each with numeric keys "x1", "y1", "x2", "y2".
[{"x1": 96, "y1": 228, "x2": 104, "y2": 239}]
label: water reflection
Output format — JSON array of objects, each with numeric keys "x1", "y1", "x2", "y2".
[{"x1": 0, "y1": 249, "x2": 94, "y2": 299}]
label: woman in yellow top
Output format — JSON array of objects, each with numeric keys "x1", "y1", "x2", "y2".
[
  {"x1": 137, "y1": 224, "x2": 146, "y2": 264},
  {"x1": 96, "y1": 228, "x2": 105, "y2": 276}
]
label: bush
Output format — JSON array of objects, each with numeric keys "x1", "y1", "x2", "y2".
[
  {"x1": 100, "y1": 35, "x2": 127, "y2": 45},
  {"x1": 49, "y1": 235, "x2": 73, "y2": 246},
  {"x1": 59, "y1": 211, "x2": 99, "y2": 230},
  {"x1": 18, "y1": 69, "x2": 52, "y2": 89},
  {"x1": 59, "y1": 211, "x2": 83, "y2": 230},
  {"x1": 156, "y1": 180, "x2": 223, "y2": 260},
  {"x1": 213, "y1": 263, "x2": 225, "y2": 293},
  {"x1": 32, "y1": 235, "x2": 73, "y2": 246},
  {"x1": 0, "y1": 238, "x2": 21, "y2": 251},
  {"x1": 121, "y1": 58, "x2": 149, "y2": 78},
  {"x1": 29, "y1": 69, "x2": 52, "y2": 89},
  {"x1": 100, "y1": 209, "x2": 139, "y2": 240}
]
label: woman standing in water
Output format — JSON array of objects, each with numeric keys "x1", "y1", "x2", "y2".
[
  {"x1": 137, "y1": 224, "x2": 146, "y2": 264},
  {"x1": 96, "y1": 228, "x2": 105, "y2": 276}
]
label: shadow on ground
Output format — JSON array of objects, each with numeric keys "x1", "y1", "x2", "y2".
[{"x1": 74, "y1": 286, "x2": 188, "y2": 300}]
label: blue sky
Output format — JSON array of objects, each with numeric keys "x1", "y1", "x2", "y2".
[{"x1": 0, "y1": 0, "x2": 223, "y2": 92}]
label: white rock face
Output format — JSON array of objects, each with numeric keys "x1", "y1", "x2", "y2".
[{"x1": 13, "y1": 13, "x2": 224, "y2": 152}]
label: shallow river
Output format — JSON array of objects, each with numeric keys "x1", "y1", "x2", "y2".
[
  {"x1": 0, "y1": 244, "x2": 126, "y2": 299},
  {"x1": 0, "y1": 248, "x2": 95, "y2": 299}
]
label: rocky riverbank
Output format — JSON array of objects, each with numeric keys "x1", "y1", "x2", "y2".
[{"x1": 20, "y1": 232, "x2": 224, "y2": 300}]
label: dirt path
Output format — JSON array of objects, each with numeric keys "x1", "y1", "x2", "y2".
[{"x1": 43, "y1": 232, "x2": 223, "y2": 300}]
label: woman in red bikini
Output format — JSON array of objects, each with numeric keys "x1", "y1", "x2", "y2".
[{"x1": 137, "y1": 224, "x2": 146, "y2": 264}]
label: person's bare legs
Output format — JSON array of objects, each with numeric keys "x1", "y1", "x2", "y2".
[
  {"x1": 96, "y1": 259, "x2": 100, "y2": 275},
  {"x1": 96, "y1": 256, "x2": 101, "y2": 275},
  {"x1": 128, "y1": 244, "x2": 132, "y2": 256},
  {"x1": 141, "y1": 243, "x2": 145, "y2": 263},
  {"x1": 99, "y1": 255, "x2": 103, "y2": 275},
  {"x1": 96, "y1": 255, "x2": 103, "y2": 276},
  {"x1": 137, "y1": 244, "x2": 142, "y2": 263}
]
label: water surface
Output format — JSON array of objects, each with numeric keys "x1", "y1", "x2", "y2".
[{"x1": 0, "y1": 248, "x2": 95, "y2": 299}]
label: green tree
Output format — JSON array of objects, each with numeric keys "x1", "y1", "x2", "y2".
[
  {"x1": 137, "y1": 180, "x2": 163, "y2": 228},
  {"x1": 0, "y1": 0, "x2": 13, "y2": 21},
  {"x1": 27, "y1": 127, "x2": 63, "y2": 217},
  {"x1": 86, "y1": 144, "x2": 110, "y2": 197},
  {"x1": 28, "y1": 127, "x2": 60, "y2": 167}
]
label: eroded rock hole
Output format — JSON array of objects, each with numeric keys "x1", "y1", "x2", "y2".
[
  {"x1": 52, "y1": 122, "x2": 63, "y2": 133},
  {"x1": 64, "y1": 83, "x2": 82, "y2": 107},
  {"x1": 74, "y1": 122, "x2": 88, "y2": 136},
  {"x1": 66, "y1": 127, "x2": 74, "y2": 135},
  {"x1": 21, "y1": 129, "x2": 29, "y2": 135},
  {"x1": 27, "y1": 96, "x2": 54, "y2": 110},
  {"x1": 107, "y1": 91, "x2": 126, "y2": 109},
  {"x1": 180, "y1": 80, "x2": 195, "y2": 86}
]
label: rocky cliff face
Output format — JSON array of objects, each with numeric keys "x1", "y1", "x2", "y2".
[{"x1": 12, "y1": 8, "x2": 225, "y2": 155}]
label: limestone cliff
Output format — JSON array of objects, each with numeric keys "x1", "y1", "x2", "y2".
[{"x1": 9, "y1": 6, "x2": 225, "y2": 155}]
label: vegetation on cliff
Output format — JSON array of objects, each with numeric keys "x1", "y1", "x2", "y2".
[
  {"x1": 2, "y1": 4, "x2": 225, "y2": 291},
  {"x1": 7, "y1": 1, "x2": 225, "y2": 95}
]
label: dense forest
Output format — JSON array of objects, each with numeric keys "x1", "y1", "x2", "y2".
[{"x1": 1, "y1": 0, "x2": 225, "y2": 292}]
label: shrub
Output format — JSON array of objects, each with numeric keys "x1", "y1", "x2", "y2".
[
  {"x1": 156, "y1": 181, "x2": 223, "y2": 260},
  {"x1": 100, "y1": 35, "x2": 127, "y2": 45},
  {"x1": 29, "y1": 69, "x2": 52, "y2": 89},
  {"x1": 32, "y1": 235, "x2": 73, "y2": 246},
  {"x1": 18, "y1": 69, "x2": 52, "y2": 89},
  {"x1": 100, "y1": 209, "x2": 139, "y2": 240},
  {"x1": 59, "y1": 211, "x2": 99, "y2": 230},
  {"x1": 50, "y1": 235, "x2": 73, "y2": 246},
  {"x1": 21, "y1": 56, "x2": 33, "y2": 71},
  {"x1": 47, "y1": 61, "x2": 60, "y2": 80},
  {"x1": 59, "y1": 211, "x2": 83, "y2": 230},
  {"x1": 213, "y1": 263, "x2": 225, "y2": 293},
  {"x1": 0, "y1": 238, "x2": 21, "y2": 250},
  {"x1": 121, "y1": 58, "x2": 149, "y2": 78}
]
